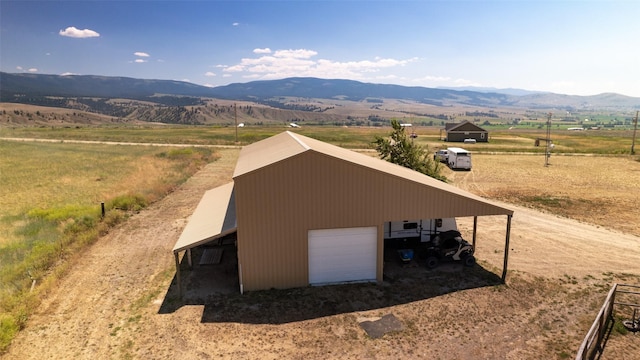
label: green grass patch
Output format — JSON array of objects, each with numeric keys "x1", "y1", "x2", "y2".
[
  {"x1": 0, "y1": 139, "x2": 217, "y2": 353},
  {"x1": 2, "y1": 124, "x2": 636, "y2": 154},
  {"x1": 525, "y1": 195, "x2": 570, "y2": 208},
  {"x1": 27, "y1": 204, "x2": 100, "y2": 222},
  {"x1": 108, "y1": 194, "x2": 148, "y2": 212}
]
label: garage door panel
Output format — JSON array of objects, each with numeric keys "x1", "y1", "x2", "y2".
[{"x1": 308, "y1": 227, "x2": 377, "y2": 285}]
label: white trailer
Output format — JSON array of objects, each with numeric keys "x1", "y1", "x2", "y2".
[
  {"x1": 384, "y1": 218, "x2": 458, "y2": 243},
  {"x1": 446, "y1": 147, "x2": 472, "y2": 170}
]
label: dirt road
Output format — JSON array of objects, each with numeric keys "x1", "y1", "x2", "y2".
[
  {"x1": 3, "y1": 150, "x2": 640, "y2": 359},
  {"x1": 0, "y1": 137, "x2": 235, "y2": 148}
]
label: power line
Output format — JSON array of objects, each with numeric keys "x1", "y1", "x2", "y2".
[{"x1": 632, "y1": 111, "x2": 638, "y2": 155}]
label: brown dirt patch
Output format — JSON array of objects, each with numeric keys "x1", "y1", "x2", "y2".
[{"x1": 3, "y1": 151, "x2": 640, "y2": 360}]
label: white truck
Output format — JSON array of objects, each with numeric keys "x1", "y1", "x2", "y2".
[
  {"x1": 446, "y1": 147, "x2": 472, "y2": 170},
  {"x1": 434, "y1": 149, "x2": 449, "y2": 163}
]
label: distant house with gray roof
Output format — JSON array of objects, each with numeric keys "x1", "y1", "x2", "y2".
[{"x1": 442, "y1": 121, "x2": 488, "y2": 142}]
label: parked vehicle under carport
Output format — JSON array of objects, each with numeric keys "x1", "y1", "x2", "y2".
[{"x1": 422, "y1": 230, "x2": 475, "y2": 269}]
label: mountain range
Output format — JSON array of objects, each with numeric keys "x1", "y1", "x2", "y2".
[{"x1": 2, "y1": 72, "x2": 639, "y2": 111}]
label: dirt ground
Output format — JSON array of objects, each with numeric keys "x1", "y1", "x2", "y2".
[{"x1": 3, "y1": 150, "x2": 640, "y2": 360}]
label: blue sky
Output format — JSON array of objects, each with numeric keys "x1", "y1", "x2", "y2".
[{"x1": 2, "y1": 1, "x2": 639, "y2": 97}]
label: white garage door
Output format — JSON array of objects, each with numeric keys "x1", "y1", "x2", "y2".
[{"x1": 308, "y1": 226, "x2": 377, "y2": 285}]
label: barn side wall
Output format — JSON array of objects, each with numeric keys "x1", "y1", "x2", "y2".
[{"x1": 234, "y1": 151, "x2": 505, "y2": 292}]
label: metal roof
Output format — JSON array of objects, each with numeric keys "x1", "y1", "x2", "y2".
[
  {"x1": 232, "y1": 131, "x2": 309, "y2": 178},
  {"x1": 447, "y1": 147, "x2": 471, "y2": 153},
  {"x1": 233, "y1": 131, "x2": 512, "y2": 216},
  {"x1": 172, "y1": 182, "x2": 236, "y2": 253},
  {"x1": 445, "y1": 120, "x2": 488, "y2": 132}
]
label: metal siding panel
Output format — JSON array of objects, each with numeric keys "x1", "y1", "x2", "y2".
[
  {"x1": 237, "y1": 152, "x2": 384, "y2": 291},
  {"x1": 235, "y1": 144, "x2": 511, "y2": 291},
  {"x1": 235, "y1": 158, "x2": 310, "y2": 291}
]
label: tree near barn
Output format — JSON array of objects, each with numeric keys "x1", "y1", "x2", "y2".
[{"x1": 373, "y1": 119, "x2": 447, "y2": 181}]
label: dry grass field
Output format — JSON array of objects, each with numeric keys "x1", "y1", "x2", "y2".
[
  {"x1": 0, "y1": 140, "x2": 218, "y2": 352},
  {"x1": 3, "y1": 144, "x2": 639, "y2": 360},
  {"x1": 448, "y1": 154, "x2": 640, "y2": 237}
]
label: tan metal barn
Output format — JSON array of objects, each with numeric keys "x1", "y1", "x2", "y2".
[{"x1": 173, "y1": 131, "x2": 514, "y2": 294}]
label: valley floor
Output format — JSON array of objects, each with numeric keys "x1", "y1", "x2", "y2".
[{"x1": 3, "y1": 150, "x2": 639, "y2": 360}]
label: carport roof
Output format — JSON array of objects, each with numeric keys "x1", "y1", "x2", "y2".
[
  {"x1": 172, "y1": 182, "x2": 236, "y2": 253},
  {"x1": 233, "y1": 131, "x2": 513, "y2": 216}
]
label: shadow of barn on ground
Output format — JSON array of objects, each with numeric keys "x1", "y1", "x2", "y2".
[{"x1": 159, "y1": 237, "x2": 503, "y2": 324}]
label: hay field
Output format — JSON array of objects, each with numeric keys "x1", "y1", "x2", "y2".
[
  {"x1": 446, "y1": 154, "x2": 640, "y2": 237},
  {"x1": 2, "y1": 123, "x2": 637, "y2": 155},
  {"x1": 0, "y1": 140, "x2": 206, "y2": 244},
  {"x1": 0, "y1": 139, "x2": 217, "y2": 351}
]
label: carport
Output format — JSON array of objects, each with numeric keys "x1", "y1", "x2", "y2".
[{"x1": 172, "y1": 182, "x2": 236, "y2": 294}]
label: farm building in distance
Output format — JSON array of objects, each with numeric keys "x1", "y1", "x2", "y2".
[
  {"x1": 172, "y1": 131, "x2": 513, "y2": 294},
  {"x1": 442, "y1": 120, "x2": 489, "y2": 142}
]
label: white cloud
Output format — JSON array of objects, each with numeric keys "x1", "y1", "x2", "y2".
[
  {"x1": 273, "y1": 49, "x2": 317, "y2": 59},
  {"x1": 416, "y1": 75, "x2": 451, "y2": 82},
  {"x1": 253, "y1": 48, "x2": 272, "y2": 54},
  {"x1": 59, "y1": 26, "x2": 100, "y2": 38},
  {"x1": 28, "y1": 68, "x2": 38, "y2": 72},
  {"x1": 61, "y1": 72, "x2": 76, "y2": 76},
  {"x1": 374, "y1": 75, "x2": 400, "y2": 81},
  {"x1": 223, "y1": 49, "x2": 417, "y2": 82},
  {"x1": 16, "y1": 66, "x2": 23, "y2": 70},
  {"x1": 205, "y1": 71, "x2": 216, "y2": 77},
  {"x1": 406, "y1": 75, "x2": 481, "y2": 88},
  {"x1": 134, "y1": 59, "x2": 147, "y2": 63},
  {"x1": 233, "y1": 22, "x2": 239, "y2": 26},
  {"x1": 225, "y1": 64, "x2": 245, "y2": 72},
  {"x1": 134, "y1": 52, "x2": 150, "y2": 57}
]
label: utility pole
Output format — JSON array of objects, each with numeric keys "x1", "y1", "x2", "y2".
[
  {"x1": 632, "y1": 111, "x2": 638, "y2": 155},
  {"x1": 234, "y1": 103, "x2": 238, "y2": 143},
  {"x1": 545, "y1": 112, "x2": 552, "y2": 167}
]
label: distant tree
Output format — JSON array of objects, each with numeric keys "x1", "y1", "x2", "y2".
[{"x1": 373, "y1": 119, "x2": 446, "y2": 181}]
